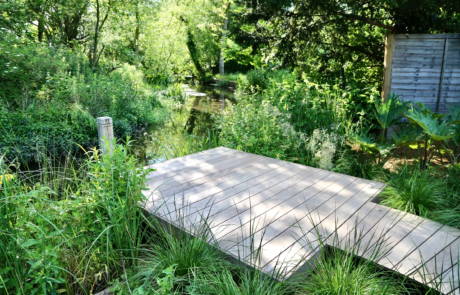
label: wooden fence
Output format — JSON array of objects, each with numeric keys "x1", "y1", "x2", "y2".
[{"x1": 382, "y1": 34, "x2": 460, "y2": 113}]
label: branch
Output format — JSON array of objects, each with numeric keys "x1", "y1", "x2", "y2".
[
  {"x1": 96, "y1": 44, "x2": 105, "y2": 64},
  {"x1": 339, "y1": 12, "x2": 398, "y2": 32},
  {"x1": 99, "y1": 0, "x2": 114, "y2": 32}
]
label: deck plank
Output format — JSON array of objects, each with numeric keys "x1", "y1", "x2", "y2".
[
  {"x1": 146, "y1": 146, "x2": 237, "y2": 171},
  {"x1": 142, "y1": 148, "x2": 460, "y2": 293},
  {"x1": 255, "y1": 178, "x2": 372, "y2": 274},
  {"x1": 143, "y1": 157, "x2": 284, "y2": 214},
  {"x1": 144, "y1": 152, "x2": 259, "y2": 202},
  {"x1": 227, "y1": 175, "x2": 360, "y2": 269},
  {"x1": 167, "y1": 162, "x2": 316, "y2": 225}
]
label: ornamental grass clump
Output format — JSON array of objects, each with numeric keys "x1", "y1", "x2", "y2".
[
  {"x1": 381, "y1": 164, "x2": 445, "y2": 216},
  {"x1": 431, "y1": 164, "x2": 460, "y2": 228}
]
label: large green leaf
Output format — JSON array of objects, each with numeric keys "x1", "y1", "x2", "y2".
[
  {"x1": 349, "y1": 133, "x2": 394, "y2": 156},
  {"x1": 405, "y1": 110, "x2": 454, "y2": 142},
  {"x1": 391, "y1": 123, "x2": 423, "y2": 148},
  {"x1": 446, "y1": 105, "x2": 460, "y2": 124},
  {"x1": 374, "y1": 93, "x2": 409, "y2": 130}
]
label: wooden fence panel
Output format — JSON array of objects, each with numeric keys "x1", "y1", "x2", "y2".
[{"x1": 382, "y1": 34, "x2": 460, "y2": 114}]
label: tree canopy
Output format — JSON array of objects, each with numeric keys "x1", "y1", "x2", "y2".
[{"x1": 1, "y1": 0, "x2": 459, "y2": 84}]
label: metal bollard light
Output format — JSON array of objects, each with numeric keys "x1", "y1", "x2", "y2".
[{"x1": 97, "y1": 117, "x2": 114, "y2": 154}]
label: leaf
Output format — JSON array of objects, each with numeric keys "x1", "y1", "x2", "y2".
[
  {"x1": 451, "y1": 124, "x2": 460, "y2": 146},
  {"x1": 21, "y1": 239, "x2": 40, "y2": 248},
  {"x1": 28, "y1": 259, "x2": 44, "y2": 270},
  {"x1": 446, "y1": 105, "x2": 460, "y2": 123},
  {"x1": 405, "y1": 110, "x2": 454, "y2": 142},
  {"x1": 391, "y1": 123, "x2": 423, "y2": 148},
  {"x1": 374, "y1": 93, "x2": 408, "y2": 130},
  {"x1": 349, "y1": 133, "x2": 378, "y2": 154}
]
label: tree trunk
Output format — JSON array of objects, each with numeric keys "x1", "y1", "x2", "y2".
[
  {"x1": 185, "y1": 28, "x2": 206, "y2": 81},
  {"x1": 218, "y1": 4, "x2": 229, "y2": 76},
  {"x1": 89, "y1": 0, "x2": 112, "y2": 68},
  {"x1": 135, "y1": 1, "x2": 140, "y2": 69},
  {"x1": 89, "y1": 0, "x2": 101, "y2": 67},
  {"x1": 38, "y1": 18, "x2": 44, "y2": 42}
]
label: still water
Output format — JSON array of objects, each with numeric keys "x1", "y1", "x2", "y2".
[{"x1": 132, "y1": 85, "x2": 235, "y2": 166}]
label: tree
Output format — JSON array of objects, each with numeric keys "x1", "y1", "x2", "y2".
[
  {"x1": 87, "y1": 0, "x2": 117, "y2": 67},
  {"x1": 219, "y1": 2, "x2": 230, "y2": 76},
  {"x1": 230, "y1": 0, "x2": 460, "y2": 85},
  {"x1": 141, "y1": 0, "x2": 226, "y2": 81}
]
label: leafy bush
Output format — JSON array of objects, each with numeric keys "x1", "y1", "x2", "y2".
[
  {"x1": 243, "y1": 68, "x2": 271, "y2": 93},
  {"x1": 0, "y1": 103, "x2": 97, "y2": 163},
  {"x1": 307, "y1": 128, "x2": 345, "y2": 171},
  {"x1": 216, "y1": 100, "x2": 307, "y2": 161},
  {"x1": 0, "y1": 37, "x2": 168, "y2": 163}
]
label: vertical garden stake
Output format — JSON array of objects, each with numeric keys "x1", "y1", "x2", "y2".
[{"x1": 97, "y1": 117, "x2": 114, "y2": 154}]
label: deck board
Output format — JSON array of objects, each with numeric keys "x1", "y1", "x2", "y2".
[{"x1": 142, "y1": 147, "x2": 460, "y2": 294}]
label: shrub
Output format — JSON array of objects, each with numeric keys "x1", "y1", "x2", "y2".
[
  {"x1": 216, "y1": 100, "x2": 307, "y2": 161},
  {"x1": 0, "y1": 103, "x2": 97, "y2": 163},
  {"x1": 0, "y1": 37, "x2": 168, "y2": 163},
  {"x1": 307, "y1": 128, "x2": 345, "y2": 171},
  {"x1": 244, "y1": 68, "x2": 271, "y2": 92}
]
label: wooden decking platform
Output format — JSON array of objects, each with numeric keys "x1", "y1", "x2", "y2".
[{"x1": 142, "y1": 147, "x2": 460, "y2": 294}]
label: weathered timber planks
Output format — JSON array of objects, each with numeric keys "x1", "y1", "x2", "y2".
[
  {"x1": 143, "y1": 147, "x2": 460, "y2": 294},
  {"x1": 382, "y1": 34, "x2": 460, "y2": 114}
]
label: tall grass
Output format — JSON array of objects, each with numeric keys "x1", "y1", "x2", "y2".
[
  {"x1": 431, "y1": 164, "x2": 460, "y2": 228},
  {"x1": 381, "y1": 165, "x2": 446, "y2": 216},
  {"x1": 156, "y1": 129, "x2": 219, "y2": 160},
  {"x1": 0, "y1": 140, "x2": 150, "y2": 294},
  {"x1": 114, "y1": 202, "x2": 441, "y2": 295}
]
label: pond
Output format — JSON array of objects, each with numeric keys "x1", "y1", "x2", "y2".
[{"x1": 132, "y1": 85, "x2": 235, "y2": 166}]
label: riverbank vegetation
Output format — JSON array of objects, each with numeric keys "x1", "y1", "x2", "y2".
[{"x1": 1, "y1": 0, "x2": 460, "y2": 294}]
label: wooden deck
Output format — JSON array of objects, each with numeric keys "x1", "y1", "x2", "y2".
[{"x1": 142, "y1": 147, "x2": 460, "y2": 294}]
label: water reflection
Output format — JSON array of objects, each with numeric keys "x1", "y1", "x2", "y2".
[{"x1": 132, "y1": 85, "x2": 235, "y2": 166}]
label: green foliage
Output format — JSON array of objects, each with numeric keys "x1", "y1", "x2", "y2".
[
  {"x1": 229, "y1": 0, "x2": 460, "y2": 86},
  {"x1": 156, "y1": 265, "x2": 177, "y2": 295},
  {"x1": 405, "y1": 110, "x2": 454, "y2": 142},
  {"x1": 374, "y1": 93, "x2": 409, "y2": 141},
  {"x1": 243, "y1": 68, "x2": 271, "y2": 92},
  {"x1": 381, "y1": 165, "x2": 446, "y2": 216},
  {"x1": 217, "y1": 99, "x2": 307, "y2": 161},
  {"x1": 430, "y1": 165, "x2": 460, "y2": 228},
  {"x1": 0, "y1": 37, "x2": 168, "y2": 163},
  {"x1": 301, "y1": 247, "x2": 399, "y2": 294},
  {"x1": 0, "y1": 141, "x2": 151, "y2": 294},
  {"x1": 190, "y1": 267, "x2": 290, "y2": 295},
  {"x1": 0, "y1": 103, "x2": 97, "y2": 163},
  {"x1": 122, "y1": 214, "x2": 227, "y2": 294},
  {"x1": 391, "y1": 123, "x2": 423, "y2": 148},
  {"x1": 334, "y1": 148, "x2": 382, "y2": 180}
]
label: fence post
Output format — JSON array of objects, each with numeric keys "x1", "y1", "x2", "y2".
[{"x1": 97, "y1": 117, "x2": 114, "y2": 154}]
